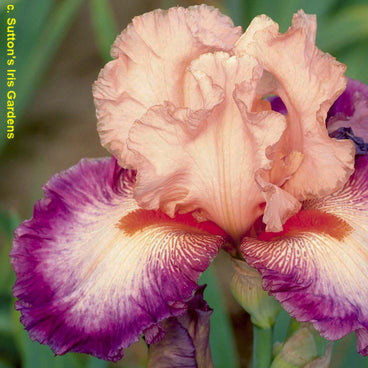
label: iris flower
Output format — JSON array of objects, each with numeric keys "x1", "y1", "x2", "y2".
[{"x1": 11, "y1": 5, "x2": 368, "y2": 364}]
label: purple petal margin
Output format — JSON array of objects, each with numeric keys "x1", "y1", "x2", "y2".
[
  {"x1": 241, "y1": 156, "x2": 368, "y2": 356},
  {"x1": 11, "y1": 158, "x2": 224, "y2": 361}
]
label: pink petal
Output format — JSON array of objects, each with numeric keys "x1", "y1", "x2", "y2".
[
  {"x1": 93, "y1": 5, "x2": 241, "y2": 168},
  {"x1": 255, "y1": 168, "x2": 302, "y2": 232},
  {"x1": 11, "y1": 158, "x2": 225, "y2": 361},
  {"x1": 240, "y1": 156, "x2": 368, "y2": 355},
  {"x1": 128, "y1": 52, "x2": 286, "y2": 241},
  {"x1": 235, "y1": 10, "x2": 355, "y2": 201}
]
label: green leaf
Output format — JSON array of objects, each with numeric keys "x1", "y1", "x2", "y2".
[
  {"x1": 0, "y1": 0, "x2": 84, "y2": 151},
  {"x1": 0, "y1": 311, "x2": 12, "y2": 333},
  {"x1": 291, "y1": 0, "x2": 338, "y2": 17},
  {"x1": 223, "y1": 0, "x2": 248, "y2": 27},
  {"x1": 16, "y1": 0, "x2": 84, "y2": 118},
  {"x1": 87, "y1": 356, "x2": 108, "y2": 368},
  {"x1": 159, "y1": 0, "x2": 177, "y2": 9},
  {"x1": 317, "y1": 4, "x2": 368, "y2": 52},
  {"x1": 0, "y1": 361, "x2": 12, "y2": 368},
  {"x1": 15, "y1": 0, "x2": 55, "y2": 63},
  {"x1": 12, "y1": 309, "x2": 83, "y2": 368},
  {"x1": 0, "y1": 208, "x2": 19, "y2": 239},
  {"x1": 200, "y1": 264, "x2": 239, "y2": 368},
  {"x1": 273, "y1": 309, "x2": 291, "y2": 345},
  {"x1": 0, "y1": 209, "x2": 19, "y2": 295},
  {"x1": 331, "y1": 333, "x2": 368, "y2": 368},
  {"x1": 89, "y1": 0, "x2": 118, "y2": 61},
  {"x1": 245, "y1": 0, "x2": 339, "y2": 32},
  {"x1": 0, "y1": 329, "x2": 20, "y2": 366},
  {"x1": 336, "y1": 41, "x2": 368, "y2": 84},
  {"x1": 246, "y1": 0, "x2": 299, "y2": 31}
]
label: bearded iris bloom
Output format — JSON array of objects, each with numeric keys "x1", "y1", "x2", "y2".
[{"x1": 11, "y1": 4, "x2": 368, "y2": 364}]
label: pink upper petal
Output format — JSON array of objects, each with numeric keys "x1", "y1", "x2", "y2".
[
  {"x1": 255, "y1": 169, "x2": 302, "y2": 232},
  {"x1": 127, "y1": 52, "x2": 286, "y2": 241},
  {"x1": 240, "y1": 156, "x2": 368, "y2": 355},
  {"x1": 235, "y1": 10, "x2": 355, "y2": 201},
  {"x1": 11, "y1": 158, "x2": 225, "y2": 361},
  {"x1": 94, "y1": 7, "x2": 356, "y2": 238},
  {"x1": 93, "y1": 5, "x2": 241, "y2": 168}
]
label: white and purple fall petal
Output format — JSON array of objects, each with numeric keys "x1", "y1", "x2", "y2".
[
  {"x1": 11, "y1": 158, "x2": 226, "y2": 361},
  {"x1": 241, "y1": 156, "x2": 368, "y2": 355}
]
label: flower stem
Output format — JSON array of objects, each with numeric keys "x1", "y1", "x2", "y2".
[{"x1": 252, "y1": 325, "x2": 273, "y2": 368}]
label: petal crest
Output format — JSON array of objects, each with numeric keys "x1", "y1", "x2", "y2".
[
  {"x1": 240, "y1": 156, "x2": 368, "y2": 354},
  {"x1": 11, "y1": 158, "x2": 225, "y2": 361}
]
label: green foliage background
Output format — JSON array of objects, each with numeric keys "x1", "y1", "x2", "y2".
[{"x1": 1, "y1": 0, "x2": 368, "y2": 367}]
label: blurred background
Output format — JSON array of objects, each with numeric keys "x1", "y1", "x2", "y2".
[{"x1": 1, "y1": 0, "x2": 368, "y2": 367}]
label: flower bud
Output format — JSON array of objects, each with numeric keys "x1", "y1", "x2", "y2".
[
  {"x1": 230, "y1": 259, "x2": 281, "y2": 329},
  {"x1": 305, "y1": 343, "x2": 332, "y2": 368},
  {"x1": 271, "y1": 325, "x2": 332, "y2": 368}
]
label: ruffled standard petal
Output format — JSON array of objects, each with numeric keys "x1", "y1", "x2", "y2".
[
  {"x1": 235, "y1": 10, "x2": 355, "y2": 201},
  {"x1": 93, "y1": 5, "x2": 241, "y2": 168},
  {"x1": 240, "y1": 156, "x2": 368, "y2": 355},
  {"x1": 11, "y1": 158, "x2": 226, "y2": 361},
  {"x1": 128, "y1": 52, "x2": 286, "y2": 240},
  {"x1": 147, "y1": 287, "x2": 213, "y2": 368}
]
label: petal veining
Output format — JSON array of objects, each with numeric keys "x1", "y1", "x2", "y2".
[
  {"x1": 241, "y1": 156, "x2": 368, "y2": 355},
  {"x1": 93, "y1": 5, "x2": 241, "y2": 168},
  {"x1": 11, "y1": 158, "x2": 225, "y2": 361}
]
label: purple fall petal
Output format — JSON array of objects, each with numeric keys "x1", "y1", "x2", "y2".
[
  {"x1": 328, "y1": 78, "x2": 368, "y2": 119},
  {"x1": 327, "y1": 78, "x2": 368, "y2": 154},
  {"x1": 241, "y1": 155, "x2": 368, "y2": 356},
  {"x1": 11, "y1": 157, "x2": 224, "y2": 361}
]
